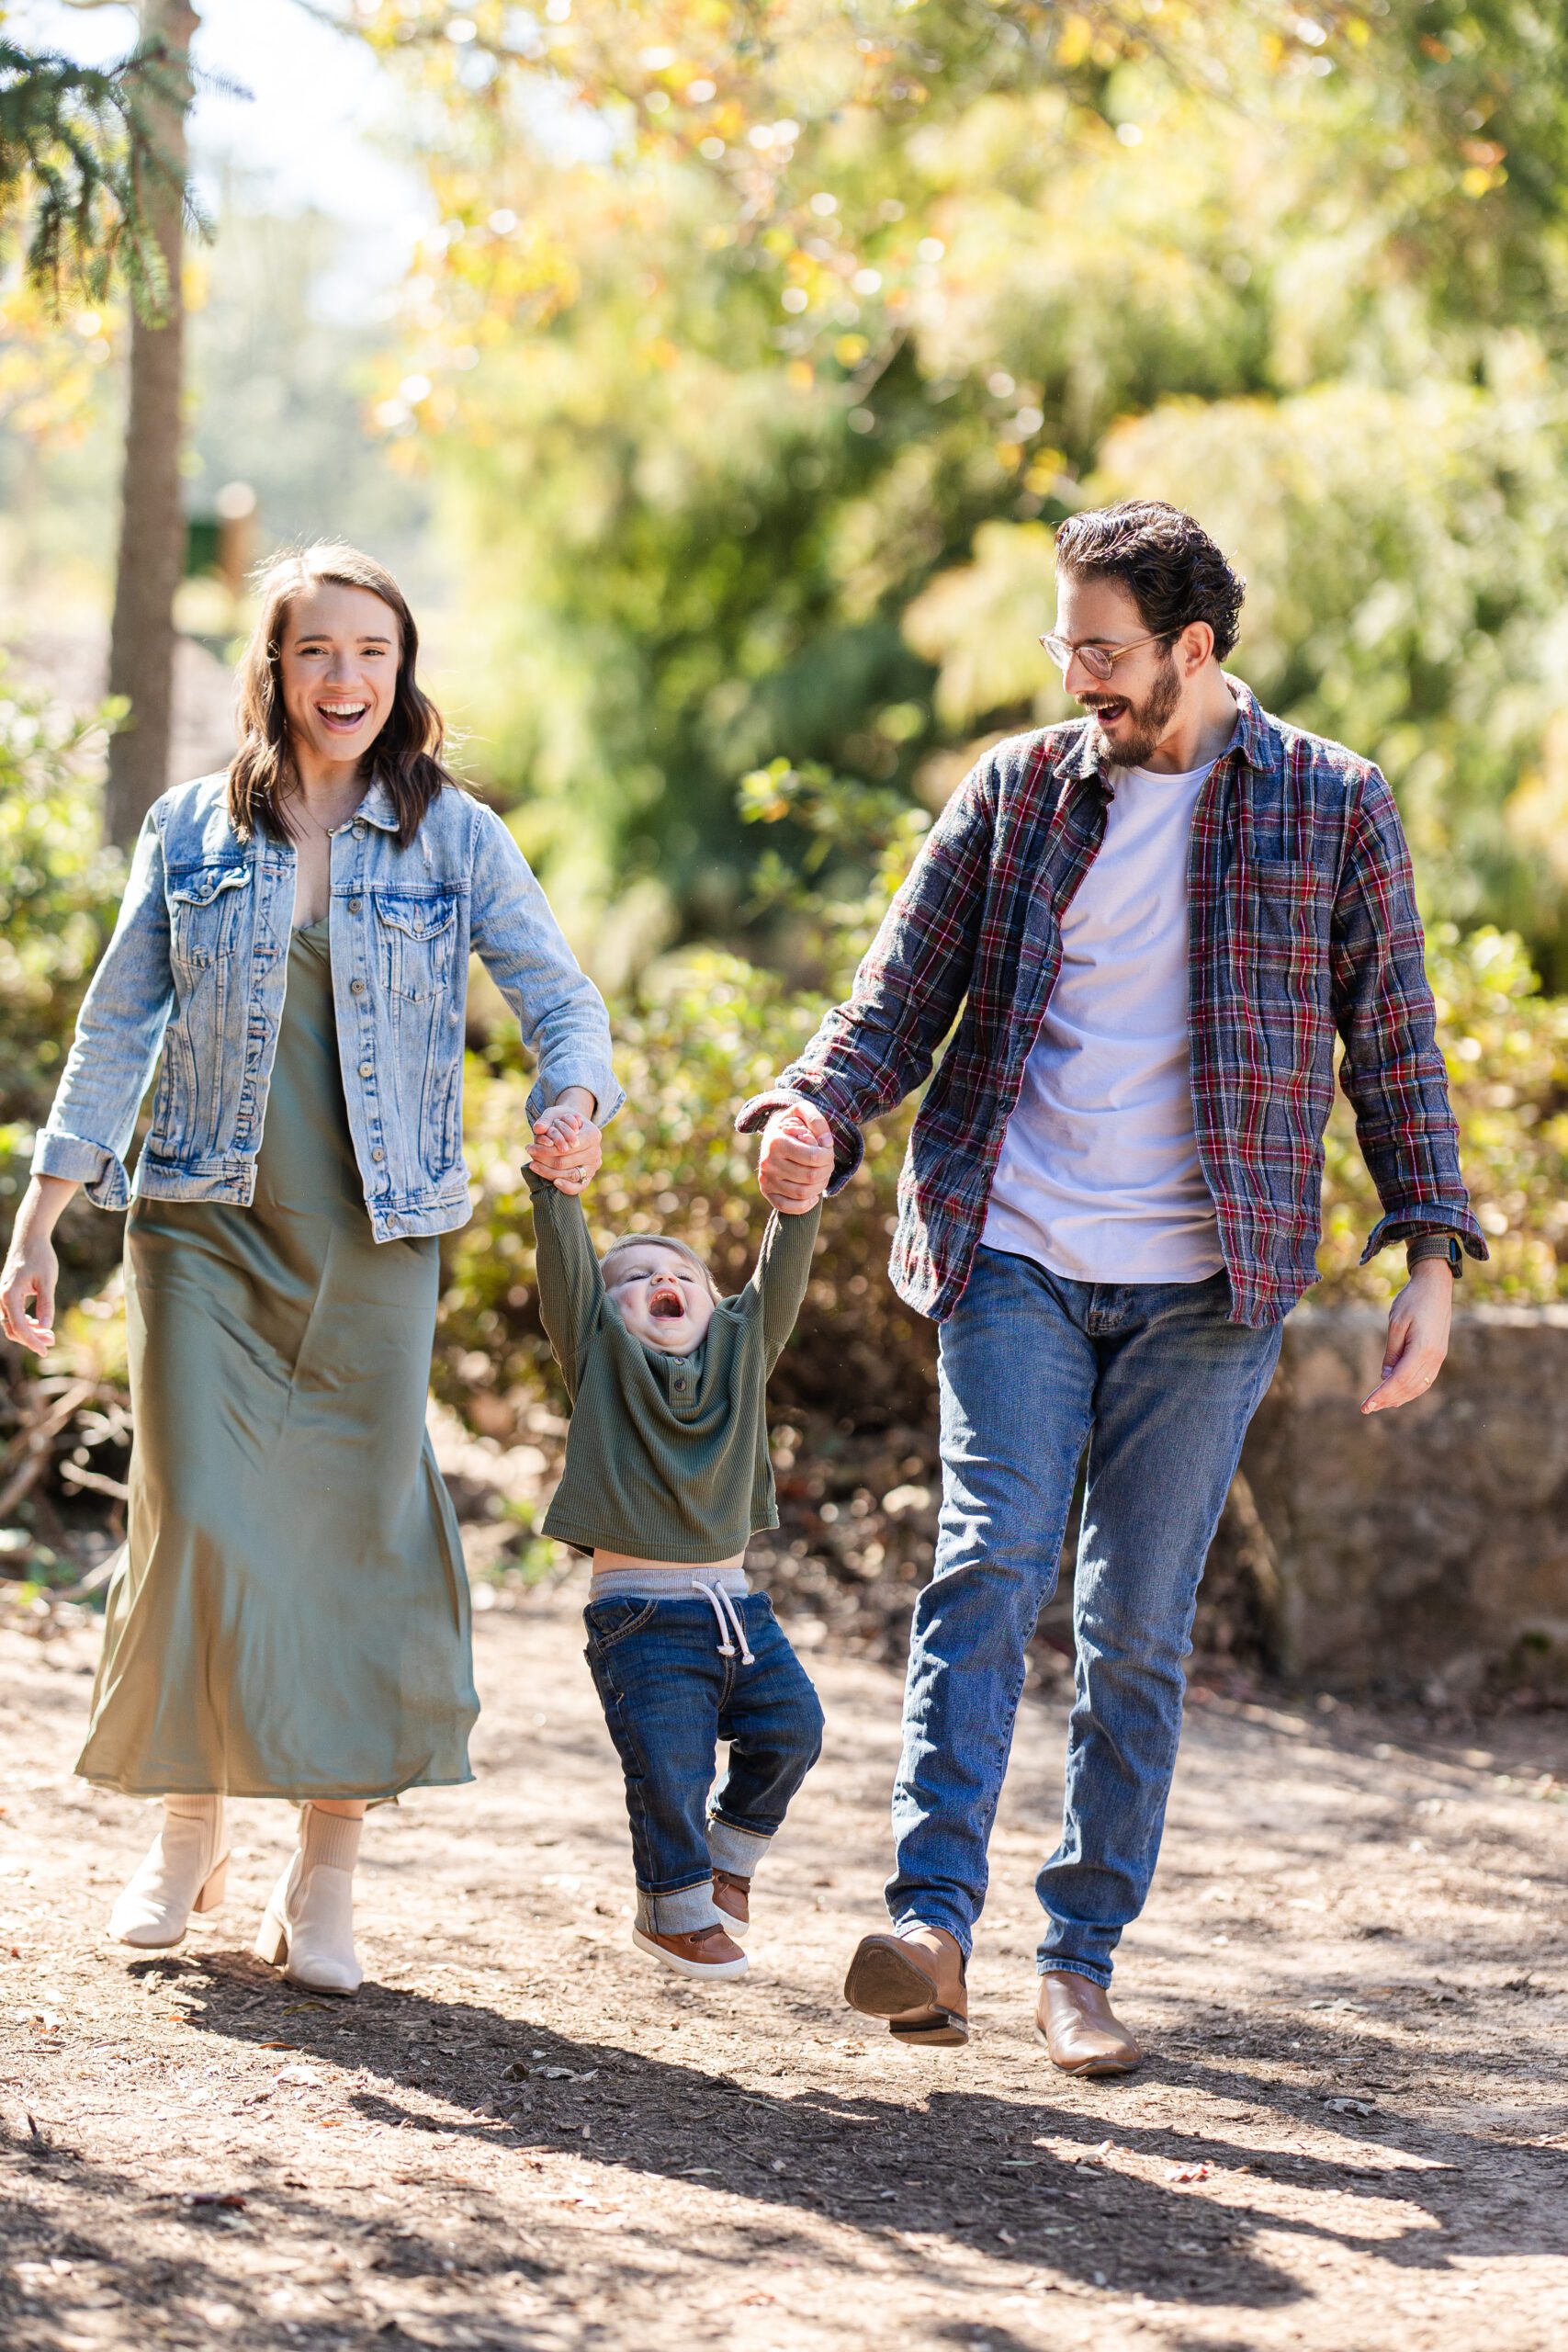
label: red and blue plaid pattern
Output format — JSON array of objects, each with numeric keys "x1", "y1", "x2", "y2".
[{"x1": 738, "y1": 680, "x2": 1485, "y2": 1328}]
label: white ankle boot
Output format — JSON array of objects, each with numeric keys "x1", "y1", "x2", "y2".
[
  {"x1": 109, "y1": 1797, "x2": 229, "y2": 1949},
  {"x1": 254, "y1": 1805, "x2": 363, "y2": 1995}
]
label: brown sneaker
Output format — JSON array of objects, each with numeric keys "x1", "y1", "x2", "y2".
[
  {"x1": 1034, "y1": 1970, "x2": 1141, "y2": 2076},
  {"x1": 712, "y1": 1870, "x2": 751, "y2": 1939},
  {"x1": 844, "y1": 1924, "x2": 968, "y2": 2046},
  {"x1": 632, "y1": 1922, "x2": 749, "y2": 1981}
]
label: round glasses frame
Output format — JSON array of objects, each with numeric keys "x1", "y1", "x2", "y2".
[{"x1": 1038, "y1": 628, "x2": 1171, "y2": 683}]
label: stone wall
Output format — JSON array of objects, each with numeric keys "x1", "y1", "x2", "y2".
[{"x1": 1235, "y1": 1306, "x2": 1568, "y2": 1696}]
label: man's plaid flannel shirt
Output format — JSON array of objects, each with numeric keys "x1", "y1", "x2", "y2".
[{"x1": 738, "y1": 679, "x2": 1485, "y2": 1329}]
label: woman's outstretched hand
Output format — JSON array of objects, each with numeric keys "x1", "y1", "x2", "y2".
[
  {"x1": 526, "y1": 1096, "x2": 603, "y2": 1197},
  {"x1": 0, "y1": 1177, "x2": 73, "y2": 1358},
  {"x1": 758, "y1": 1102, "x2": 835, "y2": 1216}
]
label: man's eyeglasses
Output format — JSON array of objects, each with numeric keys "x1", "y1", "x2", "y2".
[{"x1": 1038, "y1": 628, "x2": 1169, "y2": 683}]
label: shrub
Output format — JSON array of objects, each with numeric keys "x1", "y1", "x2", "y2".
[{"x1": 0, "y1": 667, "x2": 125, "y2": 1294}]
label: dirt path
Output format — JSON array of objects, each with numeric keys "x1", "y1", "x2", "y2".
[{"x1": 3, "y1": 1577, "x2": 1566, "y2": 2352}]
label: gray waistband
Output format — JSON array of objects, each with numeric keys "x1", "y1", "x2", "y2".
[{"x1": 588, "y1": 1565, "x2": 750, "y2": 1603}]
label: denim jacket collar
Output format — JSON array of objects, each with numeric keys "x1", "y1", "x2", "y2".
[{"x1": 355, "y1": 775, "x2": 401, "y2": 832}]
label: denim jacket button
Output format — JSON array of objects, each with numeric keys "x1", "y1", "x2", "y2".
[
  {"x1": 358, "y1": 1060, "x2": 374, "y2": 1079},
  {"x1": 352, "y1": 821, "x2": 367, "y2": 839},
  {"x1": 350, "y1": 978, "x2": 366, "y2": 995},
  {"x1": 371, "y1": 1147, "x2": 386, "y2": 1163},
  {"x1": 348, "y1": 899, "x2": 363, "y2": 915}
]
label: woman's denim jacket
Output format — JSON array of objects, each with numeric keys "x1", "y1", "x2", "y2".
[{"x1": 32, "y1": 772, "x2": 623, "y2": 1244}]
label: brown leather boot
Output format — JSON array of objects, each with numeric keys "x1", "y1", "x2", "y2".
[
  {"x1": 632, "y1": 1922, "x2": 748, "y2": 1981},
  {"x1": 1035, "y1": 1970, "x2": 1141, "y2": 2076},
  {"x1": 712, "y1": 1869, "x2": 750, "y2": 1939},
  {"x1": 844, "y1": 1924, "x2": 968, "y2": 2046}
]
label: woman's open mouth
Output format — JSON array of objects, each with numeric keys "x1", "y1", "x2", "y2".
[{"x1": 317, "y1": 699, "x2": 371, "y2": 735}]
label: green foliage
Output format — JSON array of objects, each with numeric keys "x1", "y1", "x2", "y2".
[
  {"x1": 1321, "y1": 923, "x2": 1568, "y2": 1302},
  {"x1": 738, "y1": 753, "x2": 931, "y2": 989},
  {"x1": 912, "y1": 379, "x2": 1568, "y2": 980},
  {"x1": 363, "y1": 0, "x2": 1568, "y2": 987},
  {"x1": 0, "y1": 666, "x2": 125, "y2": 1237}
]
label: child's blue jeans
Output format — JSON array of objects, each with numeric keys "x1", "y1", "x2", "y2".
[{"x1": 583, "y1": 1590, "x2": 824, "y2": 1935}]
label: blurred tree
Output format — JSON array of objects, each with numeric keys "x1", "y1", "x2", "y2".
[
  {"x1": 0, "y1": 4, "x2": 208, "y2": 847},
  {"x1": 101, "y1": 0, "x2": 198, "y2": 849},
  {"x1": 335, "y1": 2, "x2": 1568, "y2": 976}
]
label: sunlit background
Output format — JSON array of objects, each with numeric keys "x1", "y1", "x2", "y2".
[{"x1": 3, "y1": 3, "x2": 1567, "y2": 1618}]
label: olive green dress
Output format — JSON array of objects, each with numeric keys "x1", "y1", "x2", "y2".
[{"x1": 77, "y1": 922, "x2": 479, "y2": 1800}]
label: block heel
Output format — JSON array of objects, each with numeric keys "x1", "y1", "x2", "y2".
[{"x1": 193, "y1": 1855, "x2": 229, "y2": 1914}]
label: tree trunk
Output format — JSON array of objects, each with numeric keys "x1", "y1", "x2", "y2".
[{"x1": 103, "y1": 0, "x2": 199, "y2": 852}]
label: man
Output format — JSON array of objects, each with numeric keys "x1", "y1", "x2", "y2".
[{"x1": 739, "y1": 500, "x2": 1483, "y2": 2074}]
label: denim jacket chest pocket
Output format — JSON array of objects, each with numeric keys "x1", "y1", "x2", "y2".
[
  {"x1": 156, "y1": 862, "x2": 251, "y2": 1159},
  {"x1": 373, "y1": 890, "x2": 458, "y2": 1003},
  {"x1": 167, "y1": 862, "x2": 250, "y2": 977}
]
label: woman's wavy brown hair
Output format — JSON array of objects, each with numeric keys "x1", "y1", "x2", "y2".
[{"x1": 227, "y1": 542, "x2": 453, "y2": 850}]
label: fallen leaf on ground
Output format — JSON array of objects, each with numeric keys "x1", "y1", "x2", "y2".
[
  {"x1": 1169, "y1": 2163, "x2": 1213, "y2": 2183},
  {"x1": 1325, "y1": 2096, "x2": 1376, "y2": 2115},
  {"x1": 275, "y1": 2064, "x2": 325, "y2": 2087}
]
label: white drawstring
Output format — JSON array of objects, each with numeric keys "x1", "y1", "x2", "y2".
[{"x1": 692, "y1": 1580, "x2": 754, "y2": 1665}]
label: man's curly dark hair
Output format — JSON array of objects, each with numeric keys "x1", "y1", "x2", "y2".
[{"x1": 1054, "y1": 501, "x2": 1246, "y2": 662}]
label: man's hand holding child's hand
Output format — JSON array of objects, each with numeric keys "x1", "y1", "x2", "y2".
[
  {"x1": 759, "y1": 1102, "x2": 834, "y2": 1216},
  {"x1": 527, "y1": 1093, "x2": 603, "y2": 1196}
]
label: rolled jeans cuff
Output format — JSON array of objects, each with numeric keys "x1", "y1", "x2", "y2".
[
  {"x1": 707, "y1": 1815, "x2": 773, "y2": 1877},
  {"x1": 1037, "y1": 1954, "x2": 1114, "y2": 1991},
  {"x1": 889, "y1": 1901, "x2": 973, "y2": 1961},
  {"x1": 636, "y1": 1878, "x2": 721, "y2": 1936}
]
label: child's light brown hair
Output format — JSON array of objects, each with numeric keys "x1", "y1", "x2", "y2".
[{"x1": 599, "y1": 1233, "x2": 721, "y2": 1302}]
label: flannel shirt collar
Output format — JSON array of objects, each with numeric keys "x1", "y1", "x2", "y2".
[{"x1": 1061, "y1": 672, "x2": 1271, "y2": 789}]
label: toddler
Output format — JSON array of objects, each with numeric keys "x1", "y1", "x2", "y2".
[{"x1": 525, "y1": 1107, "x2": 826, "y2": 1982}]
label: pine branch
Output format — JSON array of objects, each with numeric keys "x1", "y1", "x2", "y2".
[{"x1": 0, "y1": 37, "x2": 218, "y2": 321}]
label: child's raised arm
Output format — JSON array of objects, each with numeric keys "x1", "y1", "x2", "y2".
[
  {"x1": 525, "y1": 1115, "x2": 605, "y2": 1400},
  {"x1": 742, "y1": 1195, "x2": 823, "y2": 1371}
]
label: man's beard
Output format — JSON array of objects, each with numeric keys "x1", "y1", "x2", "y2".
[{"x1": 1083, "y1": 650, "x2": 1181, "y2": 768}]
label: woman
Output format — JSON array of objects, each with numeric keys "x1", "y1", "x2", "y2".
[{"x1": 0, "y1": 543, "x2": 615, "y2": 1993}]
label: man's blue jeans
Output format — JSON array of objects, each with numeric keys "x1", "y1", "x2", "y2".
[{"x1": 888, "y1": 1247, "x2": 1282, "y2": 1987}]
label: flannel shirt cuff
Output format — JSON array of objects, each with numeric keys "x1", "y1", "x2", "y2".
[
  {"x1": 1359, "y1": 1207, "x2": 1489, "y2": 1267},
  {"x1": 735, "y1": 1089, "x2": 863, "y2": 1193}
]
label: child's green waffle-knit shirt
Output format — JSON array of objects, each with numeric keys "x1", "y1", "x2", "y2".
[{"x1": 526, "y1": 1172, "x2": 821, "y2": 1563}]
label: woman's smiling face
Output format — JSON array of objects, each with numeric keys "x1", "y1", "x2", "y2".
[
  {"x1": 278, "y1": 582, "x2": 399, "y2": 774},
  {"x1": 605, "y1": 1242, "x2": 716, "y2": 1357}
]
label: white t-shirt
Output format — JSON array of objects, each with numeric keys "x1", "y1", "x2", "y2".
[{"x1": 980, "y1": 754, "x2": 1225, "y2": 1285}]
